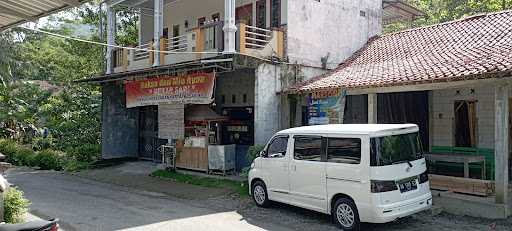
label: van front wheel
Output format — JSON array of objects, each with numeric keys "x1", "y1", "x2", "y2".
[
  {"x1": 332, "y1": 198, "x2": 360, "y2": 230},
  {"x1": 252, "y1": 181, "x2": 270, "y2": 207}
]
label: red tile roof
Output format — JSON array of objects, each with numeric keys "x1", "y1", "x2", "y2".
[{"x1": 288, "y1": 11, "x2": 512, "y2": 93}]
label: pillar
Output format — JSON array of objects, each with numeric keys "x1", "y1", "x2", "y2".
[
  {"x1": 223, "y1": 0, "x2": 237, "y2": 54},
  {"x1": 153, "y1": 0, "x2": 164, "y2": 66},
  {"x1": 265, "y1": 0, "x2": 271, "y2": 27},
  {"x1": 106, "y1": 5, "x2": 115, "y2": 75},
  {"x1": 368, "y1": 93, "x2": 378, "y2": 124},
  {"x1": 495, "y1": 84, "x2": 509, "y2": 204}
]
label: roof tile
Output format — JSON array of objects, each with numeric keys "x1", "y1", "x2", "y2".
[{"x1": 289, "y1": 11, "x2": 512, "y2": 92}]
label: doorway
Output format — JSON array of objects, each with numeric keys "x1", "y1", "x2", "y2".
[
  {"x1": 236, "y1": 4, "x2": 253, "y2": 25},
  {"x1": 139, "y1": 106, "x2": 158, "y2": 161},
  {"x1": 454, "y1": 100, "x2": 477, "y2": 147}
]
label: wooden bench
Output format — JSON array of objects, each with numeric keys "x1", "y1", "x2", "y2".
[{"x1": 429, "y1": 146, "x2": 495, "y2": 180}]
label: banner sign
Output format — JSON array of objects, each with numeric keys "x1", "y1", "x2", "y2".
[
  {"x1": 307, "y1": 89, "x2": 345, "y2": 125},
  {"x1": 125, "y1": 73, "x2": 215, "y2": 108}
]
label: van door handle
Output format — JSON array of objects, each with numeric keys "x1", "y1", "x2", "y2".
[{"x1": 291, "y1": 165, "x2": 296, "y2": 171}]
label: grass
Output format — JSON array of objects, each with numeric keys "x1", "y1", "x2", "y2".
[{"x1": 151, "y1": 170, "x2": 249, "y2": 197}]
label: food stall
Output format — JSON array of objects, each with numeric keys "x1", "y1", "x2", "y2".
[{"x1": 176, "y1": 105, "x2": 235, "y2": 173}]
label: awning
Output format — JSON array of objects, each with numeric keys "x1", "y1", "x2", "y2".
[
  {"x1": 0, "y1": 0, "x2": 89, "y2": 31},
  {"x1": 185, "y1": 105, "x2": 227, "y2": 122}
]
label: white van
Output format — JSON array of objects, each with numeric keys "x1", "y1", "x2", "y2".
[{"x1": 248, "y1": 124, "x2": 432, "y2": 230}]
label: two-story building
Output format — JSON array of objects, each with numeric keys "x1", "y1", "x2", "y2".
[{"x1": 80, "y1": 0, "x2": 420, "y2": 171}]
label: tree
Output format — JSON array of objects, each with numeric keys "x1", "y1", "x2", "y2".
[{"x1": 384, "y1": 0, "x2": 512, "y2": 33}]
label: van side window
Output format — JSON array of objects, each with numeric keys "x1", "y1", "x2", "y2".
[
  {"x1": 266, "y1": 136, "x2": 288, "y2": 158},
  {"x1": 294, "y1": 136, "x2": 323, "y2": 162},
  {"x1": 327, "y1": 138, "x2": 361, "y2": 164}
]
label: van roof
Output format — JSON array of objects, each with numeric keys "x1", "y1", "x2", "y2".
[{"x1": 277, "y1": 124, "x2": 419, "y2": 136}]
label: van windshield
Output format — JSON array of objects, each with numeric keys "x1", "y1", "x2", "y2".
[{"x1": 370, "y1": 132, "x2": 423, "y2": 167}]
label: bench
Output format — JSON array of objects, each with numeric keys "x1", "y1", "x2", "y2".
[{"x1": 429, "y1": 146, "x2": 495, "y2": 180}]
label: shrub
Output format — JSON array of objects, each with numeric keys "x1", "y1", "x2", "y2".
[
  {"x1": 14, "y1": 148, "x2": 36, "y2": 167},
  {"x1": 33, "y1": 150, "x2": 63, "y2": 171},
  {"x1": 240, "y1": 145, "x2": 266, "y2": 177},
  {"x1": 63, "y1": 159, "x2": 91, "y2": 172},
  {"x1": 3, "y1": 187, "x2": 30, "y2": 224},
  {"x1": 0, "y1": 139, "x2": 18, "y2": 163},
  {"x1": 66, "y1": 143, "x2": 100, "y2": 163},
  {"x1": 247, "y1": 144, "x2": 265, "y2": 163},
  {"x1": 32, "y1": 137, "x2": 54, "y2": 151}
]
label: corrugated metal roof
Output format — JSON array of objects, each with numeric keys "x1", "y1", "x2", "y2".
[{"x1": 0, "y1": 0, "x2": 89, "y2": 31}]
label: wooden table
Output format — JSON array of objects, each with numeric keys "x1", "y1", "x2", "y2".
[{"x1": 424, "y1": 153, "x2": 486, "y2": 179}]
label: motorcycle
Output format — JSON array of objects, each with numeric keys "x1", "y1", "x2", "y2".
[{"x1": 0, "y1": 218, "x2": 59, "y2": 231}]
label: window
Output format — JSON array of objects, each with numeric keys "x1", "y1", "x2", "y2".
[
  {"x1": 243, "y1": 94, "x2": 247, "y2": 103},
  {"x1": 221, "y1": 95, "x2": 226, "y2": 104},
  {"x1": 370, "y1": 132, "x2": 423, "y2": 166},
  {"x1": 198, "y1": 17, "x2": 206, "y2": 27},
  {"x1": 271, "y1": 0, "x2": 281, "y2": 27},
  {"x1": 212, "y1": 13, "x2": 220, "y2": 22},
  {"x1": 266, "y1": 136, "x2": 288, "y2": 158},
  {"x1": 327, "y1": 138, "x2": 361, "y2": 164},
  {"x1": 294, "y1": 136, "x2": 323, "y2": 161},
  {"x1": 232, "y1": 94, "x2": 236, "y2": 104}
]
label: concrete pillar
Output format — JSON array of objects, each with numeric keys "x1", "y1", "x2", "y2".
[
  {"x1": 106, "y1": 5, "x2": 116, "y2": 75},
  {"x1": 494, "y1": 84, "x2": 509, "y2": 204},
  {"x1": 223, "y1": 0, "x2": 237, "y2": 53},
  {"x1": 368, "y1": 93, "x2": 378, "y2": 124},
  {"x1": 251, "y1": 0, "x2": 257, "y2": 26},
  {"x1": 265, "y1": 0, "x2": 271, "y2": 27},
  {"x1": 153, "y1": 0, "x2": 164, "y2": 66}
]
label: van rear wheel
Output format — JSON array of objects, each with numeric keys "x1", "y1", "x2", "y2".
[
  {"x1": 252, "y1": 181, "x2": 270, "y2": 207},
  {"x1": 332, "y1": 198, "x2": 360, "y2": 230}
]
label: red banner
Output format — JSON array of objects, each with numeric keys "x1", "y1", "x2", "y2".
[{"x1": 125, "y1": 73, "x2": 215, "y2": 108}]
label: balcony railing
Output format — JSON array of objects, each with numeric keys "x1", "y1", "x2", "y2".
[
  {"x1": 112, "y1": 22, "x2": 284, "y2": 73},
  {"x1": 238, "y1": 23, "x2": 284, "y2": 59}
]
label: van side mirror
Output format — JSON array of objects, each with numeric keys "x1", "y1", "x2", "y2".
[{"x1": 259, "y1": 150, "x2": 267, "y2": 158}]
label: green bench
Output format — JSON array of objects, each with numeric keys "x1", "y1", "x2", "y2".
[{"x1": 429, "y1": 146, "x2": 495, "y2": 180}]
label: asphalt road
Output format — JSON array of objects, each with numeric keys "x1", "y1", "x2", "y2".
[
  {"x1": 5, "y1": 168, "x2": 293, "y2": 231},
  {"x1": 5, "y1": 166, "x2": 512, "y2": 231}
]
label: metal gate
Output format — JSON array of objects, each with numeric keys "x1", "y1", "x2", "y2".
[{"x1": 139, "y1": 106, "x2": 158, "y2": 161}]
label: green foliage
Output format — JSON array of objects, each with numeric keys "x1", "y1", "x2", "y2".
[
  {"x1": 3, "y1": 187, "x2": 31, "y2": 224},
  {"x1": 66, "y1": 143, "x2": 101, "y2": 163},
  {"x1": 33, "y1": 150, "x2": 63, "y2": 171},
  {"x1": 240, "y1": 145, "x2": 266, "y2": 177},
  {"x1": 247, "y1": 145, "x2": 265, "y2": 163},
  {"x1": 152, "y1": 170, "x2": 249, "y2": 197},
  {"x1": 0, "y1": 139, "x2": 18, "y2": 162},
  {"x1": 63, "y1": 159, "x2": 91, "y2": 172},
  {"x1": 384, "y1": 0, "x2": 512, "y2": 34},
  {"x1": 13, "y1": 147, "x2": 37, "y2": 167},
  {"x1": 32, "y1": 136, "x2": 55, "y2": 151}
]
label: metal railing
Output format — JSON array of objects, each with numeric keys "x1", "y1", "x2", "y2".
[
  {"x1": 167, "y1": 34, "x2": 188, "y2": 52},
  {"x1": 134, "y1": 42, "x2": 151, "y2": 61},
  {"x1": 244, "y1": 25, "x2": 273, "y2": 49}
]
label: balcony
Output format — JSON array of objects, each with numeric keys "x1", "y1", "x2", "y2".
[{"x1": 112, "y1": 22, "x2": 284, "y2": 73}]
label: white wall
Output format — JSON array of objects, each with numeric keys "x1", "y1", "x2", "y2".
[
  {"x1": 254, "y1": 63, "x2": 326, "y2": 144},
  {"x1": 286, "y1": 0, "x2": 382, "y2": 69},
  {"x1": 430, "y1": 86, "x2": 506, "y2": 149}
]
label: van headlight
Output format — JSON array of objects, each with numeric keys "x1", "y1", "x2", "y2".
[{"x1": 250, "y1": 162, "x2": 255, "y2": 169}]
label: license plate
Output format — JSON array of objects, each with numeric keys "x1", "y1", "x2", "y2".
[{"x1": 398, "y1": 179, "x2": 417, "y2": 193}]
